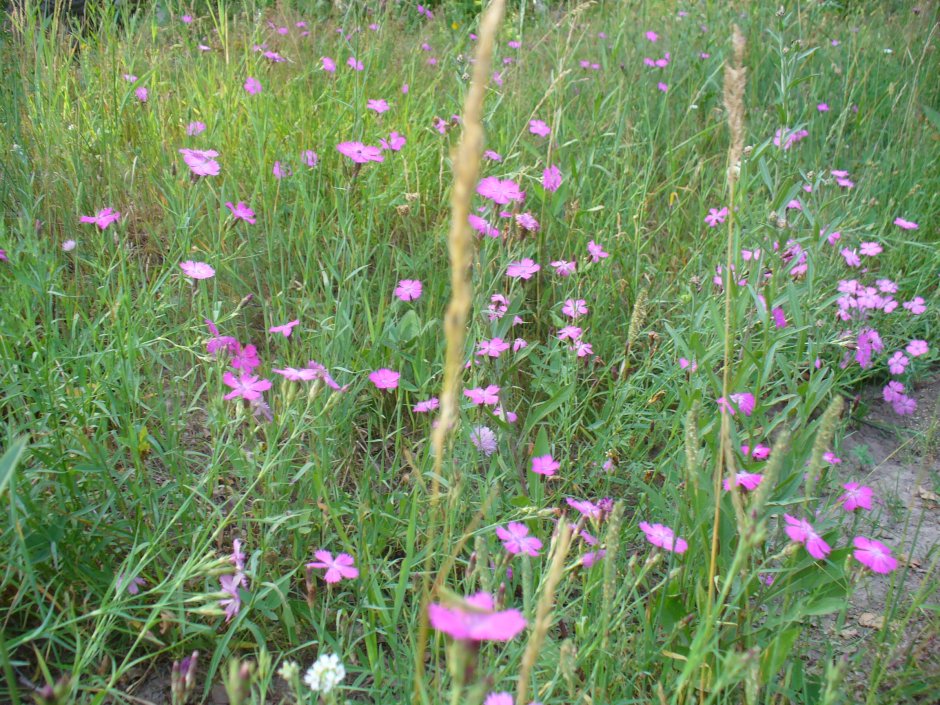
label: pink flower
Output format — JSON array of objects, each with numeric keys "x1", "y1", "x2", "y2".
[
  {"x1": 186, "y1": 121, "x2": 206, "y2": 136},
  {"x1": 638, "y1": 522, "x2": 688, "y2": 554},
  {"x1": 496, "y1": 522, "x2": 542, "y2": 556},
  {"x1": 477, "y1": 177, "x2": 525, "y2": 205},
  {"x1": 882, "y1": 381, "x2": 905, "y2": 403},
  {"x1": 485, "y1": 693, "x2": 514, "y2": 705},
  {"x1": 477, "y1": 337, "x2": 511, "y2": 358},
  {"x1": 859, "y1": 241, "x2": 882, "y2": 257},
  {"x1": 852, "y1": 536, "x2": 898, "y2": 574},
  {"x1": 302, "y1": 150, "x2": 318, "y2": 167},
  {"x1": 723, "y1": 472, "x2": 764, "y2": 492},
  {"x1": 645, "y1": 30, "x2": 659, "y2": 42},
  {"x1": 230, "y1": 344, "x2": 260, "y2": 373},
  {"x1": 823, "y1": 451, "x2": 842, "y2": 465},
  {"x1": 892, "y1": 395, "x2": 917, "y2": 415},
  {"x1": 135, "y1": 87, "x2": 148, "y2": 102},
  {"x1": 562, "y1": 299, "x2": 588, "y2": 319},
  {"x1": 465, "y1": 385, "x2": 500, "y2": 406},
  {"x1": 178, "y1": 148, "x2": 220, "y2": 176},
  {"x1": 541, "y1": 164, "x2": 562, "y2": 192},
  {"x1": 336, "y1": 141, "x2": 384, "y2": 164},
  {"x1": 307, "y1": 551, "x2": 359, "y2": 583},
  {"x1": 515, "y1": 212, "x2": 539, "y2": 232},
  {"x1": 551, "y1": 260, "x2": 576, "y2": 276},
  {"x1": 412, "y1": 397, "x2": 439, "y2": 413},
  {"x1": 817, "y1": 102, "x2": 830, "y2": 112},
  {"x1": 841, "y1": 248, "x2": 861, "y2": 267},
  {"x1": 840, "y1": 483, "x2": 874, "y2": 512},
  {"x1": 771, "y1": 307, "x2": 787, "y2": 329},
  {"x1": 469, "y1": 214, "x2": 499, "y2": 238},
  {"x1": 906, "y1": 340, "x2": 928, "y2": 357},
  {"x1": 222, "y1": 372, "x2": 272, "y2": 401},
  {"x1": 347, "y1": 56, "x2": 364, "y2": 71},
  {"x1": 428, "y1": 592, "x2": 526, "y2": 642},
  {"x1": 394, "y1": 279, "x2": 423, "y2": 301},
  {"x1": 369, "y1": 368, "x2": 400, "y2": 390},
  {"x1": 80, "y1": 207, "x2": 122, "y2": 230},
  {"x1": 321, "y1": 56, "x2": 336, "y2": 73},
  {"x1": 893, "y1": 217, "x2": 918, "y2": 230},
  {"x1": 244, "y1": 77, "x2": 261, "y2": 95},
  {"x1": 484, "y1": 150, "x2": 502, "y2": 162},
  {"x1": 587, "y1": 240, "x2": 609, "y2": 262},
  {"x1": 529, "y1": 119, "x2": 551, "y2": 137},
  {"x1": 272, "y1": 161, "x2": 291, "y2": 179},
  {"x1": 717, "y1": 392, "x2": 755, "y2": 417},
  {"x1": 381, "y1": 132, "x2": 407, "y2": 151},
  {"x1": 225, "y1": 201, "x2": 256, "y2": 224},
  {"x1": 269, "y1": 319, "x2": 300, "y2": 337},
  {"x1": 566, "y1": 497, "x2": 602, "y2": 519},
  {"x1": 903, "y1": 297, "x2": 926, "y2": 315},
  {"x1": 493, "y1": 405, "x2": 518, "y2": 423},
  {"x1": 367, "y1": 98, "x2": 390, "y2": 114},
  {"x1": 704, "y1": 207, "x2": 728, "y2": 227},
  {"x1": 531, "y1": 454, "x2": 559, "y2": 476},
  {"x1": 179, "y1": 260, "x2": 215, "y2": 279},
  {"x1": 888, "y1": 351, "x2": 909, "y2": 375},
  {"x1": 783, "y1": 514, "x2": 831, "y2": 560},
  {"x1": 506, "y1": 258, "x2": 541, "y2": 280},
  {"x1": 62, "y1": 240, "x2": 76, "y2": 252},
  {"x1": 571, "y1": 340, "x2": 593, "y2": 357},
  {"x1": 657, "y1": 82, "x2": 668, "y2": 92},
  {"x1": 273, "y1": 367, "x2": 319, "y2": 382},
  {"x1": 181, "y1": 14, "x2": 193, "y2": 23},
  {"x1": 557, "y1": 326, "x2": 582, "y2": 341},
  {"x1": 679, "y1": 358, "x2": 697, "y2": 372}
]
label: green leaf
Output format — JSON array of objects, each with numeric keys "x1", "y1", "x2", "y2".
[
  {"x1": 760, "y1": 626, "x2": 801, "y2": 680},
  {"x1": 523, "y1": 385, "x2": 574, "y2": 435},
  {"x1": 922, "y1": 103, "x2": 940, "y2": 132},
  {"x1": 0, "y1": 437, "x2": 27, "y2": 501}
]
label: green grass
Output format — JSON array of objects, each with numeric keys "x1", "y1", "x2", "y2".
[{"x1": 1, "y1": 1, "x2": 938, "y2": 704}]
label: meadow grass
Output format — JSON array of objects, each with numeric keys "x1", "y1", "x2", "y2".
[{"x1": 1, "y1": 1, "x2": 938, "y2": 704}]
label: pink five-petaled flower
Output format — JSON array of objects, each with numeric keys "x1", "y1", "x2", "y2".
[
  {"x1": 531, "y1": 454, "x2": 559, "y2": 476},
  {"x1": 860, "y1": 241, "x2": 882, "y2": 257},
  {"x1": 484, "y1": 693, "x2": 514, "y2": 705},
  {"x1": 381, "y1": 132, "x2": 407, "y2": 151},
  {"x1": 566, "y1": 497, "x2": 602, "y2": 519},
  {"x1": 394, "y1": 279, "x2": 423, "y2": 301},
  {"x1": 888, "y1": 351, "x2": 909, "y2": 375},
  {"x1": 906, "y1": 340, "x2": 928, "y2": 357},
  {"x1": 321, "y1": 56, "x2": 336, "y2": 72},
  {"x1": 225, "y1": 201, "x2": 256, "y2": 224},
  {"x1": 347, "y1": 56, "x2": 364, "y2": 71},
  {"x1": 477, "y1": 177, "x2": 525, "y2": 205},
  {"x1": 273, "y1": 367, "x2": 318, "y2": 382},
  {"x1": 852, "y1": 536, "x2": 898, "y2": 574},
  {"x1": 506, "y1": 258, "x2": 541, "y2": 280},
  {"x1": 645, "y1": 30, "x2": 659, "y2": 42},
  {"x1": 222, "y1": 372, "x2": 271, "y2": 401},
  {"x1": 269, "y1": 319, "x2": 300, "y2": 337},
  {"x1": 179, "y1": 260, "x2": 215, "y2": 279},
  {"x1": 428, "y1": 592, "x2": 526, "y2": 642},
  {"x1": 465, "y1": 385, "x2": 500, "y2": 406},
  {"x1": 529, "y1": 119, "x2": 551, "y2": 137},
  {"x1": 367, "y1": 98, "x2": 390, "y2": 113},
  {"x1": 369, "y1": 368, "x2": 400, "y2": 390},
  {"x1": 413, "y1": 397, "x2": 439, "y2": 413},
  {"x1": 231, "y1": 344, "x2": 260, "y2": 373},
  {"x1": 244, "y1": 77, "x2": 261, "y2": 95},
  {"x1": 704, "y1": 207, "x2": 728, "y2": 227},
  {"x1": 557, "y1": 325, "x2": 582, "y2": 341},
  {"x1": 80, "y1": 207, "x2": 122, "y2": 230},
  {"x1": 783, "y1": 514, "x2": 831, "y2": 560},
  {"x1": 717, "y1": 392, "x2": 756, "y2": 417},
  {"x1": 638, "y1": 521, "x2": 688, "y2": 554},
  {"x1": 839, "y1": 483, "x2": 874, "y2": 512},
  {"x1": 496, "y1": 522, "x2": 542, "y2": 556},
  {"x1": 723, "y1": 472, "x2": 764, "y2": 492},
  {"x1": 562, "y1": 298, "x2": 588, "y2": 319},
  {"x1": 477, "y1": 337, "x2": 511, "y2": 358},
  {"x1": 587, "y1": 240, "x2": 609, "y2": 262},
  {"x1": 179, "y1": 148, "x2": 220, "y2": 176},
  {"x1": 307, "y1": 550, "x2": 359, "y2": 583},
  {"x1": 336, "y1": 141, "x2": 384, "y2": 164},
  {"x1": 893, "y1": 217, "x2": 918, "y2": 230},
  {"x1": 541, "y1": 164, "x2": 562, "y2": 192},
  {"x1": 903, "y1": 297, "x2": 926, "y2": 315},
  {"x1": 551, "y1": 260, "x2": 576, "y2": 276}
]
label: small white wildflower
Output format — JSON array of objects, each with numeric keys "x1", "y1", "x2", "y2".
[
  {"x1": 883, "y1": 48, "x2": 893, "y2": 54},
  {"x1": 62, "y1": 239, "x2": 76, "y2": 252},
  {"x1": 277, "y1": 660, "x2": 299, "y2": 682},
  {"x1": 303, "y1": 653, "x2": 345, "y2": 694}
]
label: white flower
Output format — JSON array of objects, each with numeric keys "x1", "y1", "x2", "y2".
[
  {"x1": 303, "y1": 653, "x2": 345, "y2": 694},
  {"x1": 277, "y1": 660, "x2": 299, "y2": 681}
]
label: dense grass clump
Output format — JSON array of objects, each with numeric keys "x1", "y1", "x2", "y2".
[{"x1": 0, "y1": 1, "x2": 938, "y2": 703}]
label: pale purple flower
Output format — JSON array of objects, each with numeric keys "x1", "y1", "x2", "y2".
[
  {"x1": 888, "y1": 351, "x2": 909, "y2": 375},
  {"x1": 587, "y1": 240, "x2": 609, "y2": 262},
  {"x1": 903, "y1": 297, "x2": 926, "y2": 315},
  {"x1": 465, "y1": 385, "x2": 500, "y2": 406},
  {"x1": 414, "y1": 397, "x2": 439, "y2": 413},
  {"x1": 302, "y1": 150, "x2": 319, "y2": 167},
  {"x1": 551, "y1": 260, "x2": 576, "y2": 276},
  {"x1": 506, "y1": 258, "x2": 541, "y2": 280},
  {"x1": 860, "y1": 242, "x2": 882, "y2": 257},
  {"x1": 704, "y1": 207, "x2": 728, "y2": 227},
  {"x1": 367, "y1": 98, "x2": 390, "y2": 114},
  {"x1": 135, "y1": 87, "x2": 148, "y2": 102},
  {"x1": 62, "y1": 239, "x2": 76, "y2": 252},
  {"x1": 893, "y1": 217, "x2": 918, "y2": 230},
  {"x1": 381, "y1": 132, "x2": 407, "y2": 151},
  {"x1": 906, "y1": 340, "x2": 928, "y2": 357},
  {"x1": 179, "y1": 260, "x2": 215, "y2": 279},
  {"x1": 321, "y1": 56, "x2": 336, "y2": 73},
  {"x1": 187, "y1": 121, "x2": 206, "y2": 136},
  {"x1": 347, "y1": 56, "x2": 364, "y2": 71},
  {"x1": 269, "y1": 319, "x2": 300, "y2": 337},
  {"x1": 562, "y1": 299, "x2": 588, "y2": 319},
  {"x1": 557, "y1": 326, "x2": 582, "y2": 341},
  {"x1": 470, "y1": 426, "x2": 498, "y2": 456},
  {"x1": 179, "y1": 148, "x2": 220, "y2": 176},
  {"x1": 529, "y1": 119, "x2": 551, "y2": 137},
  {"x1": 541, "y1": 164, "x2": 562, "y2": 192},
  {"x1": 244, "y1": 77, "x2": 262, "y2": 95},
  {"x1": 307, "y1": 551, "x2": 359, "y2": 583}
]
